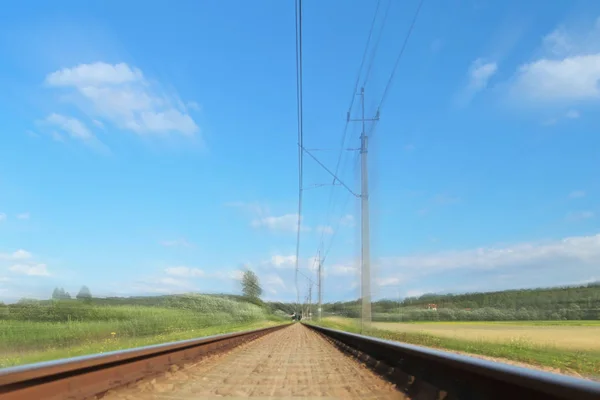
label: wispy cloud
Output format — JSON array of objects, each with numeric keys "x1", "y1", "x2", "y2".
[
  {"x1": 375, "y1": 276, "x2": 403, "y2": 287},
  {"x1": 456, "y1": 58, "x2": 498, "y2": 105},
  {"x1": 0, "y1": 213, "x2": 5, "y2": 222},
  {"x1": 269, "y1": 255, "x2": 297, "y2": 269},
  {"x1": 251, "y1": 213, "x2": 309, "y2": 233},
  {"x1": 340, "y1": 214, "x2": 355, "y2": 228},
  {"x1": 316, "y1": 225, "x2": 334, "y2": 235},
  {"x1": 566, "y1": 211, "x2": 595, "y2": 222},
  {"x1": 16, "y1": 212, "x2": 30, "y2": 220},
  {"x1": 45, "y1": 113, "x2": 93, "y2": 140},
  {"x1": 164, "y1": 266, "x2": 204, "y2": 277},
  {"x1": 160, "y1": 239, "x2": 193, "y2": 248},
  {"x1": 0, "y1": 250, "x2": 32, "y2": 260},
  {"x1": 9, "y1": 263, "x2": 50, "y2": 277},
  {"x1": 263, "y1": 274, "x2": 286, "y2": 295},
  {"x1": 329, "y1": 263, "x2": 358, "y2": 276},
  {"x1": 565, "y1": 109, "x2": 580, "y2": 119},
  {"x1": 468, "y1": 59, "x2": 498, "y2": 92},
  {"x1": 381, "y1": 233, "x2": 600, "y2": 274},
  {"x1": 41, "y1": 113, "x2": 109, "y2": 153},
  {"x1": 569, "y1": 190, "x2": 586, "y2": 199},
  {"x1": 45, "y1": 62, "x2": 200, "y2": 139}
]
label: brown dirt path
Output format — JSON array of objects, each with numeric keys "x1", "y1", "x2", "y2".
[{"x1": 101, "y1": 323, "x2": 405, "y2": 399}]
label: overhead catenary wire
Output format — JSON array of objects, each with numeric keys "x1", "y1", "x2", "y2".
[
  {"x1": 361, "y1": 0, "x2": 393, "y2": 88},
  {"x1": 313, "y1": 0, "x2": 386, "y2": 266},
  {"x1": 373, "y1": 0, "x2": 424, "y2": 117},
  {"x1": 326, "y1": 0, "x2": 385, "y2": 223}
]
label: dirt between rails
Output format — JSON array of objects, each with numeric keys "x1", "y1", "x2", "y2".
[{"x1": 100, "y1": 323, "x2": 405, "y2": 399}]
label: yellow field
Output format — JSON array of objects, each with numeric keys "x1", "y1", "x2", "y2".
[{"x1": 371, "y1": 321, "x2": 600, "y2": 351}]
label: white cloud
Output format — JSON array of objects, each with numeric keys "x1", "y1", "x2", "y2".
[
  {"x1": 164, "y1": 266, "x2": 204, "y2": 277},
  {"x1": 0, "y1": 250, "x2": 32, "y2": 260},
  {"x1": 329, "y1": 263, "x2": 358, "y2": 276},
  {"x1": 381, "y1": 233, "x2": 600, "y2": 274},
  {"x1": 340, "y1": 214, "x2": 355, "y2": 228},
  {"x1": 0, "y1": 213, "x2": 5, "y2": 221},
  {"x1": 468, "y1": 59, "x2": 498, "y2": 92},
  {"x1": 45, "y1": 62, "x2": 199, "y2": 137},
  {"x1": 227, "y1": 270, "x2": 245, "y2": 281},
  {"x1": 512, "y1": 55, "x2": 600, "y2": 101},
  {"x1": 405, "y1": 289, "x2": 428, "y2": 298},
  {"x1": 93, "y1": 119, "x2": 104, "y2": 128},
  {"x1": 160, "y1": 239, "x2": 193, "y2": 248},
  {"x1": 125, "y1": 276, "x2": 195, "y2": 295},
  {"x1": 263, "y1": 274, "x2": 286, "y2": 295},
  {"x1": 509, "y1": 18, "x2": 600, "y2": 104},
  {"x1": 187, "y1": 101, "x2": 201, "y2": 111},
  {"x1": 209, "y1": 270, "x2": 245, "y2": 281},
  {"x1": 225, "y1": 201, "x2": 268, "y2": 216},
  {"x1": 316, "y1": 225, "x2": 334, "y2": 235},
  {"x1": 566, "y1": 211, "x2": 595, "y2": 221},
  {"x1": 270, "y1": 255, "x2": 297, "y2": 268},
  {"x1": 375, "y1": 277, "x2": 403, "y2": 287},
  {"x1": 565, "y1": 109, "x2": 580, "y2": 119},
  {"x1": 47, "y1": 62, "x2": 143, "y2": 86},
  {"x1": 16, "y1": 213, "x2": 30, "y2": 220},
  {"x1": 156, "y1": 277, "x2": 192, "y2": 287},
  {"x1": 569, "y1": 190, "x2": 586, "y2": 199},
  {"x1": 251, "y1": 214, "x2": 308, "y2": 233},
  {"x1": 50, "y1": 131, "x2": 66, "y2": 142},
  {"x1": 9, "y1": 263, "x2": 50, "y2": 277},
  {"x1": 46, "y1": 113, "x2": 93, "y2": 140}
]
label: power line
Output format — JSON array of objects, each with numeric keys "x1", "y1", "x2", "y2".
[
  {"x1": 293, "y1": 0, "x2": 304, "y2": 314},
  {"x1": 362, "y1": 0, "x2": 393, "y2": 88},
  {"x1": 328, "y1": 0, "x2": 385, "y2": 217},
  {"x1": 302, "y1": 146, "x2": 360, "y2": 198},
  {"x1": 374, "y1": 0, "x2": 425, "y2": 116},
  {"x1": 314, "y1": 0, "x2": 386, "y2": 270}
]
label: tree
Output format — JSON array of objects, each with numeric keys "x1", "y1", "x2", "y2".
[
  {"x1": 241, "y1": 270, "x2": 262, "y2": 301},
  {"x1": 76, "y1": 285, "x2": 92, "y2": 301},
  {"x1": 52, "y1": 287, "x2": 71, "y2": 300}
]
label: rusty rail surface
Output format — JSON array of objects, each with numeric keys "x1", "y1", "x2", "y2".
[
  {"x1": 305, "y1": 323, "x2": 600, "y2": 400},
  {"x1": 0, "y1": 323, "x2": 289, "y2": 400}
]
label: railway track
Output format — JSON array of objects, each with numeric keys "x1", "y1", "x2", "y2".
[{"x1": 1, "y1": 322, "x2": 599, "y2": 399}]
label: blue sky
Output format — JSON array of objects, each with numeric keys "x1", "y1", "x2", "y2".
[{"x1": 1, "y1": 0, "x2": 599, "y2": 303}]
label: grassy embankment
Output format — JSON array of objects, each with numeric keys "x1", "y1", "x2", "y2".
[
  {"x1": 0, "y1": 294, "x2": 286, "y2": 368},
  {"x1": 312, "y1": 317, "x2": 600, "y2": 378}
]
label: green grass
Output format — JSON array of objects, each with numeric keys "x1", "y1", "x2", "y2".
[
  {"x1": 312, "y1": 317, "x2": 600, "y2": 378},
  {"x1": 0, "y1": 294, "x2": 286, "y2": 368},
  {"x1": 0, "y1": 320, "x2": 280, "y2": 368},
  {"x1": 394, "y1": 320, "x2": 600, "y2": 327}
]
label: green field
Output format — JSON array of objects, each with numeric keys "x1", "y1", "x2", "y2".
[
  {"x1": 372, "y1": 320, "x2": 600, "y2": 351},
  {"x1": 314, "y1": 317, "x2": 600, "y2": 378},
  {"x1": 0, "y1": 294, "x2": 286, "y2": 368}
]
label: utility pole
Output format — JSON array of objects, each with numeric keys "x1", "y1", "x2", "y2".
[
  {"x1": 349, "y1": 87, "x2": 378, "y2": 332},
  {"x1": 308, "y1": 284, "x2": 312, "y2": 320},
  {"x1": 318, "y1": 250, "x2": 323, "y2": 320}
]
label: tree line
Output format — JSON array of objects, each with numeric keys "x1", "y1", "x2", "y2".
[
  {"x1": 51, "y1": 286, "x2": 92, "y2": 301},
  {"x1": 270, "y1": 282, "x2": 600, "y2": 321}
]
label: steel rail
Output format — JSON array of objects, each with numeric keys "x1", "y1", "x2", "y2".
[
  {"x1": 305, "y1": 323, "x2": 600, "y2": 400},
  {"x1": 0, "y1": 323, "x2": 290, "y2": 400}
]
